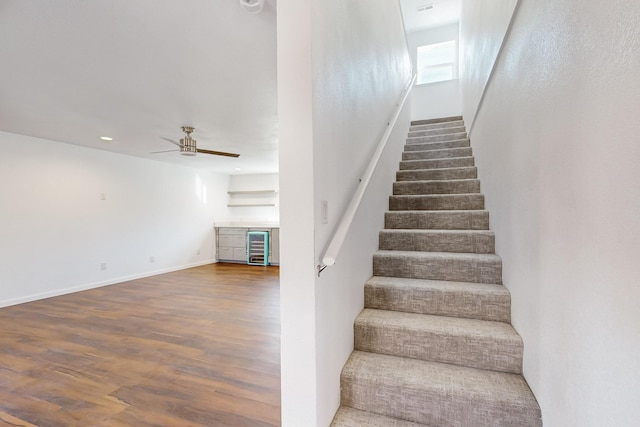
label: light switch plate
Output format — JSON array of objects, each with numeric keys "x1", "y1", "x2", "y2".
[{"x1": 321, "y1": 200, "x2": 329, "y2": 224}]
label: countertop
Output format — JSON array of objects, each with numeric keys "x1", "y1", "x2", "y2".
[{"x1": 214, "y1": 222, "x2": 279, "y2": 228}]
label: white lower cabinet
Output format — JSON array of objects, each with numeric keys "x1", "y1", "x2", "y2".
[
  {"x1": 269, "y1": 228, "x2": 280, "y2": 265},
  {"x1": 233, "y1": 247, "x2": 247, "y2": 260},
  {"x1": 216, "y1": 226, "x2": 279, "y2": 265},
  {"x1": 218, "y1": 247, "x2": 234, "y2": 260},
  {"x1": 216, "y1": 228, "x2": 247, "y2": 263}
]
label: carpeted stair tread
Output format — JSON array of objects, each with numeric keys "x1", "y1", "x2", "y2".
[
  {"x1": 389, "y1": 193, "x2": 485, "y2": 210},
  {"x1": 373, "y1": 250, "x2": 502, "y2": 284},
  {"x1": 407, "y1": 132, "x2": 468, "y2": 144},
  {"x1": 409, "y1": 126, "x2": 466, "y2": 138},
  {"x1": 379, "y1": 229, "x2": 495, "y2": 254},
  {"x1": 410, "y1": 122, "x2": 464, "y2": 133},
  {"x1": 402, "y1": 147, "x2": 472, "y2": 161},
  {"x1": 332, "y1": 406, "x2": 429, "y2": 427},
  {"x1": 393, "y1": 179, "x2": 480, "y2": 195},
  {"x1": 355, "y1": 308, "x2": 523, "y2": 373},
  {"x1": 365, "y1": 276, "x2": 511, "y2": 322},
  {"x1": 396, "y1": 167, "x2": 477, "y2": 182},
  {"x1": 411, "y1": 116, "x2": 462, "y2": 126},
  {"x1": 403, "y1": 138, "x2": 470, "y2": 152},
  {"x1": 384, "y1": 210, "x2": 489, "y2": 230},
  {"x1": 399, "y1": 157, "x2": 474, "y2": 170},
  {"x1": 410, "y1": 122, "x2": 464, "y2": 134},
  {"x1": 341, "y1": 351, "x2": 542, "y2": 427}
]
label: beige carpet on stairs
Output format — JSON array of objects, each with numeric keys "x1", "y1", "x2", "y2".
[{"x1": 330, "y1": 116, "x2": 542, "y2": 427}]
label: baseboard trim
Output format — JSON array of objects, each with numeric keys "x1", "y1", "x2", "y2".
[{"x1": 0, "y1": 260, "x2": 216, "y2": 308}]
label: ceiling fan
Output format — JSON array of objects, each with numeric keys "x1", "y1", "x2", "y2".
[{"x1": 153, "y1": 126, "x2": 240, "y2": 158}]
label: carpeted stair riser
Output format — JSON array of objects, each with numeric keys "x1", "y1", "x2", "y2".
[
  {"x1": 403, "y1": 138, "x2": 469, "y2": 152},
  {"x1": 379, "y1": 229, "x2": 495, "y2": 254},
  {"x1": 389, "y1": 194, "x2": 484, "y2": 211},
  {"x1": 411, "y1": 116, "x2": 462, "y2": 126},
  {"x1": 354, "y1": 309, "x2": 523, "y2": 373},
  {"x1": 340, "y1": 351, "x2": 542, "y2": 427},
  {"x1": 373, "y1": 251, "x2": 502, "y2": 284},
  {"x1": 393, "y1": 179, "x2": 480, "y2": 195},
  {"x1": 399, "y1": 157, "x2": 474, "y2": 170},
  {"x1": 331, "y1": 406, "x2": 428, "y2": 427},
  {"x1": 396, "y1": 167, "x2": 477, "y2": 182},
  {"x1": 384, "y1": 210, "x2": 490, "y2": 230},
  {"x1": 402, "y1": 147, "x2": 472, "y2": 161},
  {"x1": 407, "y1": 132, "x2": 467, "y2": 144},
  {"x1": 409, "y1": 126, "x2": 466, "y2": 138},
  {"x1": 364, "y1": 277, "x2": 511, "y2": 322},
  {"x1": 410, "y1": 120, "x2": 464, "y2": 133}
]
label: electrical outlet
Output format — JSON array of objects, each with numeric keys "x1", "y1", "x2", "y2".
[
  {"x1": 100, "y1": 262, "x2": 107, "y2": 270},
  {"x1": 100, "y1": 193, "x2": 106, "y2": 200},
  {"x1": 197, "y1": 249, "x2": 201, "y2": 255},
  {"x1": 150, "y1": 256, "x2": 155, "y2": 263}
]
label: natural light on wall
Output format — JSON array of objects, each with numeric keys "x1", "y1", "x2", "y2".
[
  {"x1": 195, "y1": 175, "x2": 208, "y2": 205},
  {"x1": 416, "y1": 40, "x2": 457, "y2": 85}
]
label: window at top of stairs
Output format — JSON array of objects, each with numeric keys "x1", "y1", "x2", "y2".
[{"x1": 416, "y1": 40, "x2": 457, "y2": 85}]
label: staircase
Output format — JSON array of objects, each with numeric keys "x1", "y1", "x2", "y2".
[{"x1": 331, "y1": 117, "x2": 542, "y2": 426}]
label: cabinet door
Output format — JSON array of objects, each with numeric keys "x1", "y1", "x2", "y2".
[
  {"x1": 218, "y1": 234, "x2": 234, "y2": 247},
  {"x1": 218, "y1": 247, "x2": 234, "y2": 260},
  {"x1": 231, "y1": 234, "x2": 246, "y2": 248},
  {"x1": 233, "y1": 247, "x2": 247, "y2": 261},
  {"x1": 270, "y1": 228, "x2": 280, "y2": 264},
  {"x1": 223, "y1": 227, "x2": 247, "y2": 235}
]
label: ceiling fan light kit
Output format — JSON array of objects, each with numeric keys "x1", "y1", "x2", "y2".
[{"x1": 179, "y1": 126, "x2": 197, "y2": 156}]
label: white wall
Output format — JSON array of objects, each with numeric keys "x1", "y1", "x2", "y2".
[
  {"x1": 407, "y1": 23, "x2": 462, "y2": 120},
  {"x1": 411, "y1": 81, "x2": 460, "y2": 121},
  {"x1": 0, "y1": 131, "x2": 229, "y2": 307},
  {"x1": 460, "y1": 0, "x2": 640, "y2": 425},
  {"x1": 226, "y1": 173, "x2": 279, "y2": 223},
  {"x1": 460, "y1": 0, "x2": 517, "y2": 132},
  {"x1": 277, "y1": 0, "x2": 412, "y2": 425},
  {"x1": 277, "y1": 0, "x2": 318, "y2": 423}
]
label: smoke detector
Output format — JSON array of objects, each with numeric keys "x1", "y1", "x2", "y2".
[
  {"x1": 240, "y1": 0, "x2": 265, "y2": 14},
  {"x1": 416, "y1": 4, "x2": 435, "y2": 13}
]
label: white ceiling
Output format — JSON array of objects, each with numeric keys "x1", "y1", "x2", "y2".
[
  {"x1": 0, "y1": 1, "x2": 278, "y2": 174},
  {"x1": 400, "y1": 0, "x2": 461, "y2": 33}
]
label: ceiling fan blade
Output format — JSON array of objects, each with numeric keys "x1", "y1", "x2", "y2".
[
  {"x1": 150, "y1": 149, "x2": 179, "y2": 154},
  {"x1": 161, "y1": 137, "x2": 183, "y2": 147},
  {"x1": 197, "y1": 148, "x2": 240, "y2": 158}
]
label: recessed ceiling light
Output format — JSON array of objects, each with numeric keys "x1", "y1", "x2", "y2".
[
  {"x1": 100, "y1": 136, "x2": 113, "y2": 141},
  {"x1": 234, "y1": 167, "x2": 241, "y2": 171}
]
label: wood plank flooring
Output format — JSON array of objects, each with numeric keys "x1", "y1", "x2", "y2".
[{"x1": 0, "y1": 263, "x2": 280, "y2": 427}]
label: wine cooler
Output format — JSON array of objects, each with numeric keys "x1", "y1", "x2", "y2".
[{"x1": 247, "y1": 231, "x2": 270, "y2": 266}]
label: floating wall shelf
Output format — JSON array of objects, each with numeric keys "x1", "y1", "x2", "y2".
[
  {"x1": 227, "y1": 190, "x2": 278, "y2": 195},
  {"x1": 227, "y1": 188, "x2": 279, "y2": 207},
  {"x1": 227, "y1": 203, "x2": 277, "y2": 207}
]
